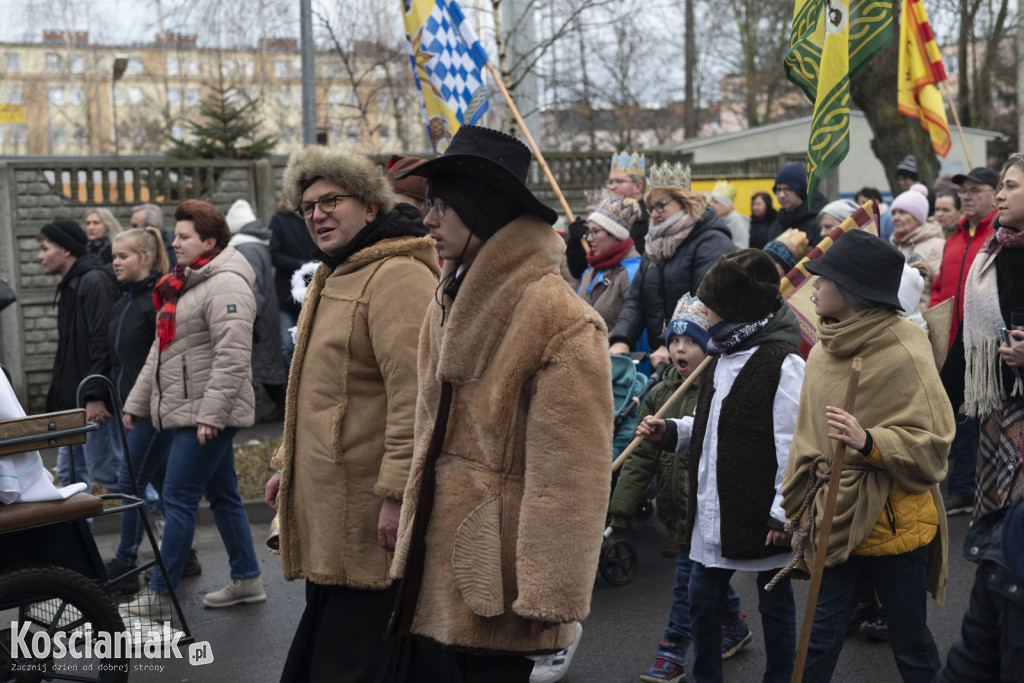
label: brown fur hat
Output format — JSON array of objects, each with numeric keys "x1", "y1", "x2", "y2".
[
  {"x1": 283, "y1": 146, "x2": 394, "y2": 214},
  {"x1": 697, "y1": 249, "x2": 780, "y2": 323}
]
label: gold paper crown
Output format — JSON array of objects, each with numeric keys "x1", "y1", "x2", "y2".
[
  {"x1": 611, "y1": 151, "x2": 646, "y2": 176},
  {"x1": 649, "y1": 162, "x2": 691, "y2": 190},
  {"x1": 710, "y1": 180, "x2": 737, "y2": 202}
]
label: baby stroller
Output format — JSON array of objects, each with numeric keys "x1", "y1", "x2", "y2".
[
  {"x1": 0, "y1": 375, "x2": 192, "y2": 682},
  {"x1": 597, "y1": 355, "x2": 668, "y2": 587}
]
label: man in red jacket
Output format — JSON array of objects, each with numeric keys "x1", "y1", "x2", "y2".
[{"x1": 932, "y1": 166, "x2": 999, "y2": 516}]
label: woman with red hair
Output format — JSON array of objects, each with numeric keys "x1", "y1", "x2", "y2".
[{"x1": 122, "y1": 199, "x2": 265, "y2": 619}]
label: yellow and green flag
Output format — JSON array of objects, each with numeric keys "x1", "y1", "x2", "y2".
[{"x1": 785, "y1": 0, "x2": 894, "y2": 200}]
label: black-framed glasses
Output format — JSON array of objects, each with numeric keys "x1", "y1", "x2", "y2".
[
  {"x1": 646, "y1": 198, "x2": 673, "y2": 214},
  {"x1": 425, "y1": 196, "x2": 446, "y2": 218},
  {"x1": 296, "y1": 193, "x2": 355, "y2": 219},
  {"x1": 957, "y1": 186, "x2": 993, "y2": 197},
  {"x1": 588, "y1": 227, "x2": 606, "y2": 238}
]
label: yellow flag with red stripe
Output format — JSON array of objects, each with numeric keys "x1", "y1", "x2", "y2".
[{"x1": 897, "y1": 0, "x2": 951, "y2": 157}]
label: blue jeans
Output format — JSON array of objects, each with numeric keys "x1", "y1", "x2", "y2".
[
  {"x1": 689, "y1": 563, "x2": 794, "y2": 683},
  {"x1": 114, "y1": 418, "x2": 175, "y2": 567},
  {"x1": 149, "y1": 427, "x2": 259, "y2": 594},
  {"x1": 279, "y1": 310, "x2": 298, "y2": 373},
  {"x1": 665, "y1": 546, "x2": 742, "y2": 647},
  {"x1": 56, "y1": 418, "x2": 122, "y2": 491},
  {"x1": 803, "y1": 546, "x2": 939, "y2": 683},
  {"x1": 947, "y1": 414, "x2": 979, "y2": 499}
]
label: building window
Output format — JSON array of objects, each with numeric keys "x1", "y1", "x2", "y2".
[
  {"x1": 4, "y1": 53, "x2": 19, "y2": 72},
  {"x1": 277, "y1": 90, "x2": 291, "y2": 107},
  {"x1": 346, "y1": 91, "x2": 358, "y2": 107},
  {"x1": 0, "y1": 125, "x2": 4, "y2": 143},
  {"x1": 126, "y1": 57, "x2": 143, "y2": 75},
  {"x1": 111, "y1": 87, "x2": 126, "y2": 107},
  {"x1": 46, "y1": 53, "x2": 62, "y2": 73},
  {"x1": 48, "y1": 87, "x2": 64, "y2": 106},
  {"x1": 186, "y1": 89, "x2": 201, "y2": 107},
  {"x1": 395, "y1": 94, "x2": 406, "y2": 108},
  {"x1": 376, "y1": 92, "x2": 389, "y2": 110},
  {"x1": 944, "y1": 54, "x2": 958, "y2": 75},
  {"x1": 7, "y1": 86, "x2": 22, "y2": 105},
  {"x1": 330, "y1": 124, "x2": 343, "y2": 141},
  {"x1": 129, "y1": 88, "x2": 144, "y2": 106},
  {"x1": 241, "y1": 59, "x2": 254, "y2": 77},
  {"x1": 69, "y1": 87, "x2": 84, "y2": 105},
  {"x1": 279, "y1": 124, "x2": 293, "y2": 142},
  {"x1": 9, "y1": 124, "x2": 26, "y2": 143},
  {"x1": 274, "y1": 60, "x2": 288, "y2": 78},
  {"x1": 347, "y1": 125, "x2": 359, "y2": 142},
  {"x1": 379, "y1": 124, "x2": 390, "y2": 141},
  {"x1": 171, "y1": 124, "x2": 184, "y2": 140},
  {"x1": 72, "y1": 125, "x2": 88, "y2": 144},
  {"x1": 165, "y1": 55, "x2": 179, "y2": 76},
  {"x1": 168, "y1": 88, "x2": 182, "y2": 107},
  {"x1": 71, "y1": 56, "x2": 84, "y2": 74},
  {"x1": 328, "y1": 91, "x2": 342, "y2": 108},
  {"x1": 49, "y1": 125, "x2": 67, "y2": 144},
  {"x1": 326, "y1": 61, "x2": 340, "y2": 79},
  {"x1": 374, "y1": 64, "x2": 387, "y2": 79},
  {"x1": 184, "y1": 57, "x2": 199, "y2": 76}
]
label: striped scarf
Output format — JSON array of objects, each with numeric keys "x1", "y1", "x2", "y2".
[{"x1": 154, "y1": 247, "x2": 222, "y2": 351}]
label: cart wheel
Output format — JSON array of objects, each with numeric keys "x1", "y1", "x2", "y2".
[
  {"x1": 599, "y1": 538, "x2": 638, "y2": 586},
  {"x1": 0, "y1": 565, "x2": 128, "y2": 683}
]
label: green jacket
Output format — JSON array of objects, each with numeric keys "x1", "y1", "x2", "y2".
[{"x1": 609, "y1": 364, "x2": 699, "y2": 543}]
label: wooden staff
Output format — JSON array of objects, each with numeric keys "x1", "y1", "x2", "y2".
[
  {"x1": 611, "y1": 356, "x2": 713, "y2": 472},
  {"x1": 940, "y1": 80, "x2": 974, "y2": 169},
  {"x1": 484, "y1": 61, "x2": 576, "y2": 225},
  {"x1": 792, "y1": 357, "x2": 863, "y2": 683}
]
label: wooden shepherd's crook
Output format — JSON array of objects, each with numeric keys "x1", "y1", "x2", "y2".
[
  {"x1": 611, "y1": 356, "x2": 714, "y2": 472},
  {"x1": 791, "y1": 357, "x2": 863, "y2": 683}
]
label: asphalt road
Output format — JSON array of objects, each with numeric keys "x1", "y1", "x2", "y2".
[{"x1": 86, "y1": 503, "x2": 975, "y2": 683}]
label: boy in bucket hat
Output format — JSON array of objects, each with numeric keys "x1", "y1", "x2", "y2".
[
  {"x1": 387, "y1": 125, "x2": 613, "y2": 682},
  {"x1": 636, "y1": 249, "x2": 804, "y2": 683},
  {"x1": 780, "y1": 228, "x2": 954, "y2": 682}
]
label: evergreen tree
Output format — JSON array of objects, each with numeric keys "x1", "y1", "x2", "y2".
[{"x1": 166, "y1": 82, "x2": 277, "y2": 159}]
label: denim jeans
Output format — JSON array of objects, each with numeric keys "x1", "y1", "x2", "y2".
[
  {"x1": 114, "y1": 418, "x2": 175, "y2": 567},
  {"x1": 56, "y1": 418, "x2": 122, "y2": 490},
  {"x1": 665, "y1": 546, "x2": 742, "y2": 647},
  {"x1": 689, "y1": 563, "x2": 794, "y2": 683},
  {"x1": 149, "y1": 427, "x2": 260, "y2": 594},
  {"x1": 947, "y1": 414, "x2": 980, "y2": 499},
  {"x1": 279, "y1": 310, "x2": 298, "y2": 373},
  {"x1": 802, "y1": 546, "x2": 939, "y2": 683}
]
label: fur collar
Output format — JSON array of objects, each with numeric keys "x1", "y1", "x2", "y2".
[
  {"x1": 430, "y1": 215, "x2": 566, "y2": 383},
  {"x1": 333, "y1": 235, "x2": 436, "y2": 276}
]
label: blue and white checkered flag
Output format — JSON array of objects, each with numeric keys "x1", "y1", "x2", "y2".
[{"x1": 404, "y1": 0, "x2": 491, "y2": 152}]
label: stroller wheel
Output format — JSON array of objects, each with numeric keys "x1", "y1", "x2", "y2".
[{"x1": 599, "y1": 538, "x2": 638, "y2": 586}]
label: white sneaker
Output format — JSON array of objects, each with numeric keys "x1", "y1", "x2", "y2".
[
  {"x1": 530, "y1": 622, "x2": 582, "y2": 683},
  {"x1": 122, "y1": 588, "x2": 173, "y2": 622},
  {"x1": 203, "y1": 577, "x2": 266, "y2": 608}
]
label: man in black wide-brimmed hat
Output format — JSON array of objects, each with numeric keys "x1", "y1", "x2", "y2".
[{"x1": 387, "y1": 125, "x2": 614, "y2": 682}]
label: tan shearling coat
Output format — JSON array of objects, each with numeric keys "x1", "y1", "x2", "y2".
[
  {"x1": 391, "y1": 216, "x2": 614, "y2": 655},
  {"x1": 271, "y1": 235, "x2": 439, "y2": 588},
  {"x1": 124, "y1": 247, "x2": 257, "y2": 430}
]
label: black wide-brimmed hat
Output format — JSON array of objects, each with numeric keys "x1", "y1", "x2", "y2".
[
  {"x1": 804, "y1": 229, "x2": 904, "y2": 310},
  {"x1": 395, "y1": 125, "x2": 558, "y2": 225}
]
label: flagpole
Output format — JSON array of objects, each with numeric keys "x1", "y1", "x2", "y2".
[
  {"x1": 940, "y1": 73, "x2": 974, "y2": 168},
  {"x1": 484, "y1": 61, "x2": 576, "y2": 223}
]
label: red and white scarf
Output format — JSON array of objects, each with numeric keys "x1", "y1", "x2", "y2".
[{"x1": 154, "y1": 247, "x2": 222, "y2": 351}]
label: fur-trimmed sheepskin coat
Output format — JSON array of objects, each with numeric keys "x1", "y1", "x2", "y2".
[
  {"x1": 270, "y1": 235, "x2": 440, "y2": 589},
  {"x1": 390, "y1": 216, "x2": 614, "y2": 655}
]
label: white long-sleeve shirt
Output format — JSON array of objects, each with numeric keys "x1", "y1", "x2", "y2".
[{"x1": 667, "y1": 347, "x2": 805, "y2": 571}]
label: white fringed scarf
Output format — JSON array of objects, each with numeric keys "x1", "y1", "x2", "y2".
[{"x1": 962, "y1": 228, "x2": 1024, "y2": 417}]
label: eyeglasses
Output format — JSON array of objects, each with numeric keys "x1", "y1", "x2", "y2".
[
  {"x1": 296, "y1": 193, "x2": 355, "y2": 220},
  {"x1": 588, "y1": 228, "x2": 606, "y2": 238},
  {"x1": 425, "y1": 196, "x2": 447, "y2": 218},
  {"x1": 957, "y1": 186, "x2": 993, "y2": 197},
  {"x1": 646, "y1": 198, "x2": 673, "y2": 214},
  {"x1": 773, "y1": 186, "x2": 794, "y2": 196}
]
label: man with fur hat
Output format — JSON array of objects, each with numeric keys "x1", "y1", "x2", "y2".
[
  {"x1": 635, "y1": 249, "x2": 804, "y2": 683},
  {"x1": 37, "y1": 218, "x2": 120, "y2": 492},
  {"x1": 708, "y1": 180, "x2": 750, "y2": 249},
  {"x1": 781, "y1": 228, "x2": 954, "y2": 682},
  {"x1": 264, "y1": 147, "x2": 440, "y2": 682},
  {"x1": 387, "y1": 125, "x2": 613, "y2": 682}
]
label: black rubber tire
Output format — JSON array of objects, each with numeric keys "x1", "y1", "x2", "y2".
[
  {"x1": 598, "y1": 538, "x2": 639, "y2": 587},
  {"x1": 0, "y1": 565, "x2": 128, "y2": 683}
]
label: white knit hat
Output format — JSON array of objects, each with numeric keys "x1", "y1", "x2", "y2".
[
  {"x1": 588, "y1": 196, "x2": 641, "y2": 241},
  {"x1": 226, "y1": 199, "x2": 258, "y2": 234}
]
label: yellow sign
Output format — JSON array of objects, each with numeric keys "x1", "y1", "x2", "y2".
[
  {"x1": 0, "y1": 105, "x2": 25, "y2": 123},
  {"x1": 692, "y1": 178, "x2": 779, "y2": 216}
]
